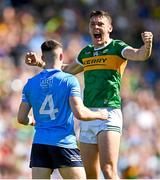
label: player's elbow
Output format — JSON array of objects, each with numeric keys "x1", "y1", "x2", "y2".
[
  {"x1": 141, "y1": 56, "x2": 151, "y2": 61},
  {"x1": 73, "y1": 107, "x2": 89, "y2": 120},
  {"x1": 144, "y1": 53, "x2": 151, "y2": 60},
  {"x1": 138, "y1": 49, "x2": 152, "y2": 61},
  {"x1": 74, "y1": 110, "x2": 85, "y2": 120}
]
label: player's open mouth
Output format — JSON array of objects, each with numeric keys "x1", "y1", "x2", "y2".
[{"x1": 93, "y1": 33, "x2": 102, "y2": 40}]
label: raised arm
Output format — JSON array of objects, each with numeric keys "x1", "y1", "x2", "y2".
[
  {"x1": 69, "y1": 96, "x2": 108, "y2": 121},
  {"x1": 123, "y1": 31, "x2": 153, "y2": 61},
  {"x1": 25, "y1": 52, "x2": 83, "y2": 75},
  {"x1": 62, "y1": 61, "x2": 83, "y2": 75}
]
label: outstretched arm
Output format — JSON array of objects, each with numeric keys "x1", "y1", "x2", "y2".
[
  {"x1": 25, "y1": 52, "x2": 83, "y2": 75},
  {"x1": 62, "y1": 61, "x2": 83, "y2": 75},
  {"x1": 123, "y1": 31, "x2": 153, "y2": 61},
  {"x1": 69, "y1": 96, "x2": 108, "y2": 121}
]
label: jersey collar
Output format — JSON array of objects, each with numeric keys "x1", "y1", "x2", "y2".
[{"x1": 94, "y1": 38, "x2": 112, "y2": 51}]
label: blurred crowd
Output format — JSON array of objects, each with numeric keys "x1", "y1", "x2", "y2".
[{"x1": 0, "y1": 0, "x2": 160, "y2": 178}]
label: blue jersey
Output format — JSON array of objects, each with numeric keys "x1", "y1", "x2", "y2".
[{"x1": 22, "y1": 69, "x2": 81, "y2": 148}]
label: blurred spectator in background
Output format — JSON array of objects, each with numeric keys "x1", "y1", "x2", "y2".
[{"x1": 0, "y1": 0, "x2": 160, "y2": 179}]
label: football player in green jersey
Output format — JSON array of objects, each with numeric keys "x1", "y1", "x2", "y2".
[{"x1": 25, "y1": 10, "x2": 153, "y2": 179}]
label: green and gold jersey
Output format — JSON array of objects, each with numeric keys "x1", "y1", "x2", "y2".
[{"x1": 77, "y1": 39, "x2": 129, "y2": 108}]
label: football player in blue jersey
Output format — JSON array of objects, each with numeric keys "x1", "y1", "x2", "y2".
[{"x1": 17, "y1": 39, "x2": 108, "y2": 179}]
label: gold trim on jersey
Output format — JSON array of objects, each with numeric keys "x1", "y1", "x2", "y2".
[{"x1": 82, "y1": 55, "x2": 127, "y2": 76}]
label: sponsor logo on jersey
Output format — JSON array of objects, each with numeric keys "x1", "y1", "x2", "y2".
[
  {"x1": 83, "y1": 57, "x2": 108, "y2": 65},
  {"x1": 40, "y1": 77, "x2": 53, "y2": 88},
  {"x1": 82, "y1": 55, "x2": 127, "y2": 75}
]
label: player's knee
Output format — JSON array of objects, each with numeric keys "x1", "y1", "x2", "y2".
[{"x1": 101, "y1": 163, "x2": 118, "y2": 179}]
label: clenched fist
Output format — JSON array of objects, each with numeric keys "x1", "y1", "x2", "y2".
[
  {"x1": 141, "y1": 31, "x2": 153, "y2": 49},
  {"x1": 25, "y1": 52, "x2": 45, "y2": 68}
]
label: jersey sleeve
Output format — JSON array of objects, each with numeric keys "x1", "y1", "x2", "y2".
[
  {"x1": 76, "y1": 58, "x2": 83, "y2": 66},
  {"x1": 115, "y1": 40, "x2": 131, "y2": 58},
  {"x1": 21, "y1": 80, "x2": 31, "y2": 105},
  {"x1": 68, "y1": 75, "x2": 81, "y2": 97},
  {"x1": 76, "y1": 50, "x2": 84, "y2": 66},
  {"x1": 76, "y1": 45, "x2": 90, "y2": 66}
]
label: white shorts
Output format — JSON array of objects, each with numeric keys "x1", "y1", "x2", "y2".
[{"x1": 79, "y1": 108, "x2": 123, "y2": 144}]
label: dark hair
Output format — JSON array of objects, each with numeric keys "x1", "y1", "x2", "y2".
[
  {"x1": 41, "y1": 39, "x2": 62, "y2": 53},
  {"x1": 89, "y1": 10, "x2": 112, "y2": 23}
]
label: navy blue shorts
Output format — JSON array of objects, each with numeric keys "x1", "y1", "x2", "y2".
[{"x1": 29, "y1": 144, "x2": 83, "y2": 169}]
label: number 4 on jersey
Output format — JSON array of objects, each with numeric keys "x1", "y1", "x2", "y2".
[{"x1": 39, "y1": 95, "x2": 58, "y2": 120}]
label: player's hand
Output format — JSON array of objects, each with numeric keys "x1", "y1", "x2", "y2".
[
  {"x1": 98, "y1": 109, "x2": 108, "y2": 120},
  {"x1": 141, "y1": 31, "x2": 153, "y2": 49},
  {"x1": 25, "y1": 52, "x2": 44, "y2": 67}
]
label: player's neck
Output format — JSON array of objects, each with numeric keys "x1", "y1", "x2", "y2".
[
  {"x1": 45, "y1": 63, "x2": 62, "y2": 70},
  {"x1": 94, "y1": 38, "x2": 112, "y2": 50}
]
